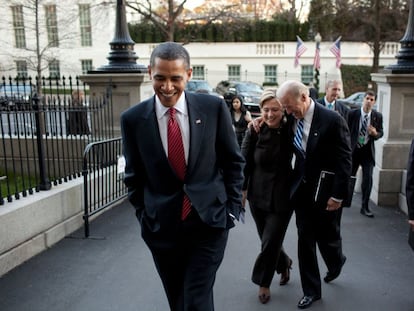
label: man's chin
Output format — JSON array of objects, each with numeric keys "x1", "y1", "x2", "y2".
[{"x1": 159, "y1": 94, "x2": 178, "y2": 107}]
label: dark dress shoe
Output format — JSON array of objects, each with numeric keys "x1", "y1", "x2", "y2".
[
  {"x1": 258, "y1": 287, "x2": 270, "y2": 304},
  {"x1": 297, "y1": 295, "x2": 321, "y2": 309},
  {"x1": 280, "y1": 258, "x2": 293, "y2": 285},
  {"x1": 360, "y1": 207, "x2": 374, "y2": 218},
  {"x1": 324, "y1": 256, "x2": 346, "y2": 283}
]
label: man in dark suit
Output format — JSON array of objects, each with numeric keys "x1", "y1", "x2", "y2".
[
  {"x1": 405, "y1": 139, "x2": 414, "y2": 250},
  {"x1": 277, "y1": 80, "x2": 352, "y2": 309},
  {"x1": 120, "y1": 42, "x2": 245, "y2": 311},
  {"x1": 347, "y1": 90, "x2": 383, "y2": 218},
  {"x1": 317, "y1": 79, "x2": 349, "y2": 121}
]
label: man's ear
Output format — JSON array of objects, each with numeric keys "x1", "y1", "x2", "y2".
[
  {"x1": 187, "y1": 68, "x2": 193, "y2": 80},
  {"x1": 148, "y1": 66, "x2": 152, "y2": 79}
]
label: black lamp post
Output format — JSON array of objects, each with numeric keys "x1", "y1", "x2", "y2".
[
  {"x1": 385, "y1": 0, "x2": 414, "y2": 73},
  {"x1": 91, "y1": 0, "x2": 147, "y2": 73}
]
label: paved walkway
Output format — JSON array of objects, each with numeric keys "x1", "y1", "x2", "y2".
[{"x1": 0, "y1": 193, "x2": 413, "y2": 311}]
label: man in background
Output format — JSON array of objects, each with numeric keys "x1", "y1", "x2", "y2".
[
  {"x1": 317, "y1": 80, "x2": 348, "y2": 121},
  {"x1": 405, "y1": 138, "x2": 414, "y2": 250},
  {"x1": 347, "y1": 91, "x2": 383, "y2": 217}
]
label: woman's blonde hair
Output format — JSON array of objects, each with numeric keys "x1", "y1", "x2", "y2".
[{"x1": 259, "y1": 87, "x2": 281, "y2": 108}]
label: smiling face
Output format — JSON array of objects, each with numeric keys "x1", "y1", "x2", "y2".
[
  {"x1": 261, "y1": 98, "x2": 284, "y2": 128},
  {"x1": 148, "y1": 57, "x2": 192, "y2": 108},
  {"x1": 281, "y1": 91, "x2": 309, "y2": 120}
]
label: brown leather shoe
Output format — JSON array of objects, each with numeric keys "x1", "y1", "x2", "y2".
[
  {"x1": 258, "y1": 287, "x2": 270, "y2": 304},
  {"x1": 279, "y1": 258, "x2": 293, "y2": 285}
]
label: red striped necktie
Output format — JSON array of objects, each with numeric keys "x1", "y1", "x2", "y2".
[{"x1": 168, "y1": 107, "x2": 191, "y2": 220}]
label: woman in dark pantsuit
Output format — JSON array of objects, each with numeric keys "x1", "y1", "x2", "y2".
[{"x1": 241, "y1": 88, "x2": 294, "y2": 304}]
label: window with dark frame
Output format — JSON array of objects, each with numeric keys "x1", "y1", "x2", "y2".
[
  {"x1": 81, "y1": 59, "x2": 93, "y2": 74},
  {"x1": 45, "y1": 5, "x2": 59, "y2": 47},
  {"x1": 264, "y1": 65, "x2": 278, "y2": 84},
  {"x1": 79, "y1": 4, "x2": 92, "y2": 47},
  {"x1": 228, "y1": 65, "x2": 241, "y2": 81},
  {"x1": 11, "y1": 5, "x2": 26, "y2": 49}
]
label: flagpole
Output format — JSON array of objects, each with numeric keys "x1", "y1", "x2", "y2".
[{"x1": 314, "y1": 33, "x2": 322, "y2": 93}]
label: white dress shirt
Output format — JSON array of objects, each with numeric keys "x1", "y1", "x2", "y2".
[{"x1": 155, "y1": 93, "x2": 190, "y2": 163}]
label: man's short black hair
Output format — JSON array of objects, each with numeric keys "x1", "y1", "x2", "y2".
[
  {"x1": 365, "y1": 90, "x2": 376, "y2": 99},
  {"x1": 150, "y1": 42, "x2": 190, "y2": 69}
]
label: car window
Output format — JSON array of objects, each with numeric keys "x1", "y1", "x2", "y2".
[
  {"x1": 0, "y1": 85, "x2": 33, "y2": 96},
  {"x1": 186, "y1": 81, "x2": 213, "y2": 92},
  {"x1": 236, "y1": 83, "x2": 263, "y2": 93}
]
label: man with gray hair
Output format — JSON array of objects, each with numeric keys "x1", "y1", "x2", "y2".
[
  {"x1": 277, "y1": 80, "x2": 352, "y2": 309},
  {"x1": 317, "y1": 79, "x2": 349, "y2": 121}
]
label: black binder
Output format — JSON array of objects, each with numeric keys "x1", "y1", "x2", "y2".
[{"x1": 314, "y1": 171, "x2": 357, "y2": 207}]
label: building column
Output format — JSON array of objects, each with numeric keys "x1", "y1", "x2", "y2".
[{"x1": 370, "y1": 73, "x2": 414, "y2": 210}]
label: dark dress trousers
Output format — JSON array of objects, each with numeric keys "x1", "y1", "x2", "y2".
[
  {"x1": 406, "y1": 138, "x2": 414, "y2": 250},
  {"x1": 347, "y1": 109, "x2": 383, "y2": 209},
  {"x1": 241, "y1": 124, "x2": 293, "y2": 287},
  {"x1": 407, "y1": 139, "x2": 414, "y2": 221},
  {"x1": 290, "y1": 104, "x2": 352, "y2": 298},
  {"x1": 121, "y1": 92, "x2": 245, "y2": 311}
]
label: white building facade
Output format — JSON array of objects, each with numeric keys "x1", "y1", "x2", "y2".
[{"x1": 0, "y1": 0, "x2": 401, "y2": 94}]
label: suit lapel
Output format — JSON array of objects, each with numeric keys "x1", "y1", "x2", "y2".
[
  {"x1": 140, "y1": 98, "x2": 169, "y2": 163},
  {"x1": 306, "y1": 105, "x2": 322, "y2": 155},
  {"x1": 186, "y1": 96, "x2": 206, "y2": 176}
]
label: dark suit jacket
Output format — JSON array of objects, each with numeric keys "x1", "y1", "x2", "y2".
[
  {"x1": 241, "y1": 124, "x2": 293, "y2": 213},
  {"x1": 406, "y1": 139, "x2": 414, "y2": 222},
  {"x1": 121, "y1": 92, "x2": 245, "y2": 241},
  {"x1": 347, "y1": 108, "x2": 384, "y2": 162},
  {"x1": 317, "y1": 98, "x2": 349, "y2": 121},
  {"x1": 291, "y1": 103, "x2": 352, "y2": 203}
]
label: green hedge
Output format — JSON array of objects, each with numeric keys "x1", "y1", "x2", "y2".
[
  {"x1": 341, "y1": 65, "x2": 373, "y2": 96},
  {"x1": 129, "y1": 20, "x2": 310, "y2": 43}
]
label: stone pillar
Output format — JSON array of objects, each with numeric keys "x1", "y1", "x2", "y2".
[
  {"x1": 370, "y1": 73, "x2": 414, "y2": 208},
  {"x1": 79, "y1": 0, "x2": 152, "y2": 136},
  {"x1": 79, "y1": 73, "x2": 152, "y2": 135},
  {"x1": 368, "y1": 0, "x2": 414, "y2": 211}
]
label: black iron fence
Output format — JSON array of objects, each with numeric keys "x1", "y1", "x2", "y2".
[
  {"x1": 0, "y1": 76, "x2": 116, "y2": 204},
  {"x1": 82, "y1": 137, "x2": 127, "y2": 237}
]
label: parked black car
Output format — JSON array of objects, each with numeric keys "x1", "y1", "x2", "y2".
[
  {"x1": 342, "y1": 91, "x2": 378, "y2": 110},
  {"x1": 0, "y1": 84, "x2": 34, "y2": 108},
  {"x1": 185, "y1": 79, "x2": 223, "y2": 98},
  {"x1": 215, "y1": 80, "x2": 263, "y2": 117}
]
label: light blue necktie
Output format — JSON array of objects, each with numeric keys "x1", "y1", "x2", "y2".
[{"x1": 327, "y1": 103, "x2": 334, "y2": 110}]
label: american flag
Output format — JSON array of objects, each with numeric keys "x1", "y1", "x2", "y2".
[
  {"x1": 330, "y1": 36, "x2": 342, "y2": 68},
  {"x1": 294, "y1": 36, "x2": 307, "y2": 68},
  {"x1": 313, "y1": 41, "x2": 321, "y2": 70}
]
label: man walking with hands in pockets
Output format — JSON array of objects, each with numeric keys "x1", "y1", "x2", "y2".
[{"x1": 121, "y1": 42, "x2": 245, "y2": 311}]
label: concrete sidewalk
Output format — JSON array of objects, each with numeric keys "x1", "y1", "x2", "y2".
[{"x1": 0, "y1": 193, "x2": 413, "y2": 311}]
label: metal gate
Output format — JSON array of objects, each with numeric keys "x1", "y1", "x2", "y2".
[{"x1": 82, "y1": 137, "x2": 127, "y2": 237}]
